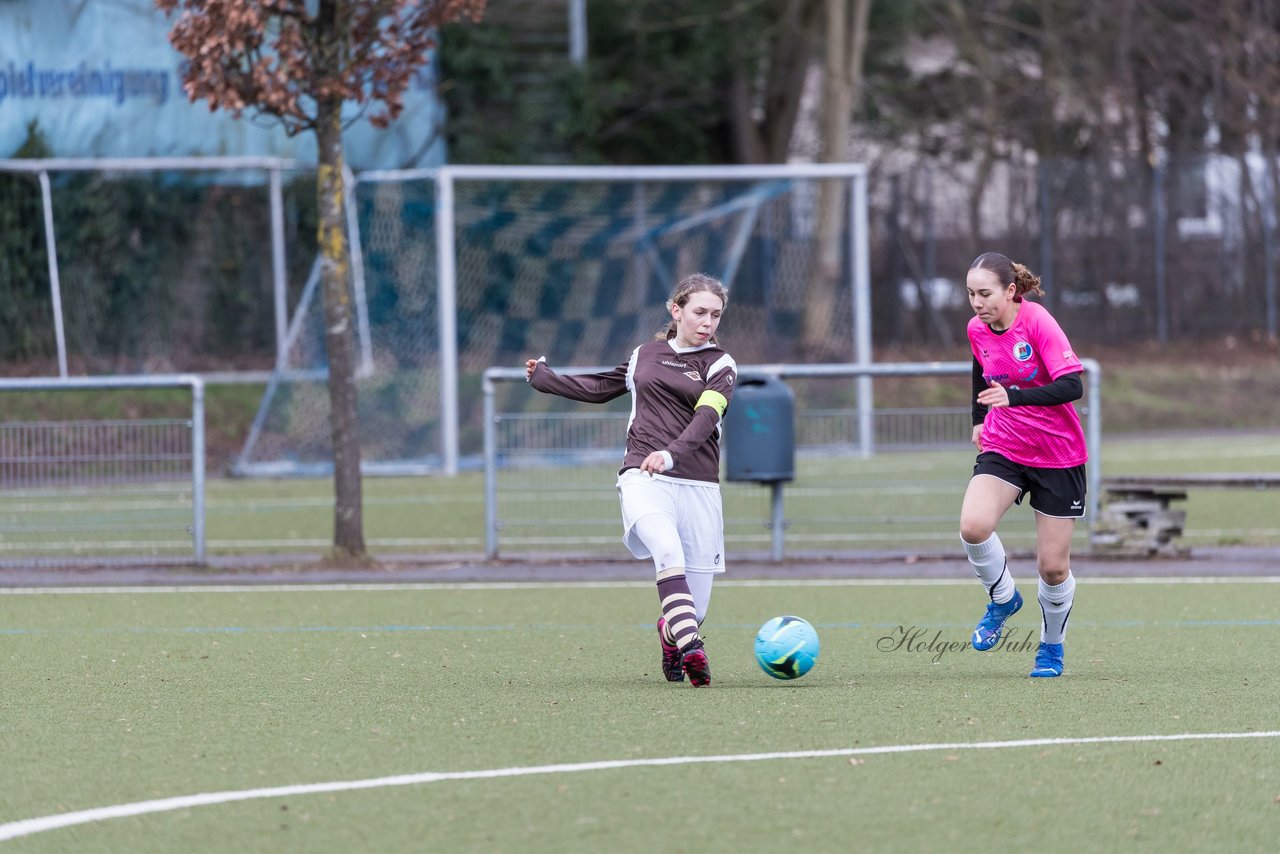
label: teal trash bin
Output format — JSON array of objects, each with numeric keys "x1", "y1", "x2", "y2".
[{"x1": 725, "y1": 373, "x2": 795, "y2": 482}]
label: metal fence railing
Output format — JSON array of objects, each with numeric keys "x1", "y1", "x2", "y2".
[
  {"x1": 482, "y1": 360, "x2": 1103, "y2": 560},
  {"x1": 0, "y1": 375, "x2": 206, "y2": 567}
]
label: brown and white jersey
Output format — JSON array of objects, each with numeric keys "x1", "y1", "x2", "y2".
[{"x1": 528, "y1": 339, "x2": 737, "y2": 484}]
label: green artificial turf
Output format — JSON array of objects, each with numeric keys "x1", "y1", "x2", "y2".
[{"x1": 2, "y1": 579, "x2": 1277, "y2": 852}]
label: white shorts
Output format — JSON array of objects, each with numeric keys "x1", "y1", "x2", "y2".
[{"x1": 616, "y1": 468, "x2": 726, "y2": 573}]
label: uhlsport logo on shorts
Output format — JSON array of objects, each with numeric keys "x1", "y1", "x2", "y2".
[{"x1": 1013, "y1": 341, "x2": 1034, "y2": 361}]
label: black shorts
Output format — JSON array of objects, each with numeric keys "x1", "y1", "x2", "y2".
[{"x1": 972, "y1": 452, "x2": 1087, "y2": 518}]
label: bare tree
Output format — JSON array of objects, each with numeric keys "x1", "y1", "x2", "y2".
[
  {"x1": 804, "y1": 0, "x2": 873, "y2": 358},
  {"x1": 157, "y1": 0, "x2": 485, "y2": 560},
  {"x1": 727, "y1": 0, "x2": 825, "y2": 164}
]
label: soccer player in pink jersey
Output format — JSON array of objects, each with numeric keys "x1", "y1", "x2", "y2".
[
  {"x1": 524, "y1": 274, "x2": 737, "y2": 687},
  {"x1": 960, "y1": 252, "x2": 1087, "y2": 678}
]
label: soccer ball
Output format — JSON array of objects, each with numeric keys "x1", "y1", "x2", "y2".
[{"x1": 754, "y1": 616, "x2": 820, "y2": 680}]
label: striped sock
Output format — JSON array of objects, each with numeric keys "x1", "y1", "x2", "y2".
[{"x1": 657, "y1": 572, "x2": 700, "y2": 652}]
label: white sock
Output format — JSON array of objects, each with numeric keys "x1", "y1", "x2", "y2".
[
  {"x1": 962, "y1": 532, "x2": 1015, "y2": 604},
  {"x1": 686, "y1": 570, "x2": 715, "y2": 625},
  {"x1": 1038, "y1": 573, "x2": 1075, "y2": 644}
]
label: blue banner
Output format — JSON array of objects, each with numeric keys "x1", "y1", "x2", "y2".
[{"x1": 0, "y1": 0, "x2": 446, "y2": 168}]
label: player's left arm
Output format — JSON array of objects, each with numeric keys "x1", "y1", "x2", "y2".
[
  {"x1": 1005, "y1": 372, "x2": 1082, "y2": 406},
  {"x1": 659, "y1": 356, "x2": 737, "y2": 468},
  {"x1": 1007, "y1": 311, "x2": 1083, "y2": 406}
]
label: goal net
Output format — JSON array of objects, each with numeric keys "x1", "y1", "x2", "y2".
[{"x1": 234, "y1": 164, "x2": 868, "y2": 476}]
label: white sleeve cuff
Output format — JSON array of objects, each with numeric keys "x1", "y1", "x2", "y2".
[
  {"x1": 659, "y1": 450, "x2": 673, "y2": 470},
  {"x1": 526, "y1": 355, "x2": 546, "y2": 383}
]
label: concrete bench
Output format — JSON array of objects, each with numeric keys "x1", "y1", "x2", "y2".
[{"x1": 1091, "y1": 474, "x2": 1280, "y2": 556}]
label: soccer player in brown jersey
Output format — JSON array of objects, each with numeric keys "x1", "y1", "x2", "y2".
[{"x1": 525, "y1": 273, "x2": 737, "y2": 687}]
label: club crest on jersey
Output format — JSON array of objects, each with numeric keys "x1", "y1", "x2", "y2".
[
  {"x1": 683, "y1": 370, "x2": 702, "y2": 382},
  {"x1": 1013, "y1": 341, "x2": 1034, "y2": 361}
]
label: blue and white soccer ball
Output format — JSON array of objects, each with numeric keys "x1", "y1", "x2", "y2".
[{"x1": 754, "y1": 616, "x2": 820, "y2": 680}]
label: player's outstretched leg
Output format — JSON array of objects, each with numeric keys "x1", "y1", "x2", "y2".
[
  {"x1": 972, "y1": 588, "x2": 1023, "y2": 651},
  {"x1": 656, "y1": 617, "x2": 684, "y2": 682},
  {"x1": 656, "y1": 568, "x2": 711, "y2": 687},
  {"x1": 963, "y1": 532, "x2": 1021, "y2": 651}
]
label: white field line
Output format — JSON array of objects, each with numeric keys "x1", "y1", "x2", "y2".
[
  {"x1": 1, "y1": 730, "x2": 1276, "y2": 843},
  {"x1": 2, "y1": 576, "x2": 1280, "y2": 596}
]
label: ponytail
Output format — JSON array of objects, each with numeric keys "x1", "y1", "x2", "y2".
[{"x1": 1010, "y1": 262, "x2": 1044, "y2": 300}]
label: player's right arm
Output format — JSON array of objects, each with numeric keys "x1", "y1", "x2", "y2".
[
  {"x1": 971, "y1": 356, "x2": 989, "y2": 422},
  {"x1": 526, "y1": 357, "x2": 629, "y2": 404},
  {"x1": 970, "y1": 355, "x2": 987, "y2": 451}
]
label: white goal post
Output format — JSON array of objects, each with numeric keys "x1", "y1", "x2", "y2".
[{"x1": 354, "y1": 162, "x2": 875, "y2": 476}]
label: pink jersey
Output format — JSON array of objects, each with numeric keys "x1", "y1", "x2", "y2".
[{"x1": 968, "y1": 299, "x2": 1087, "y2": 468}]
